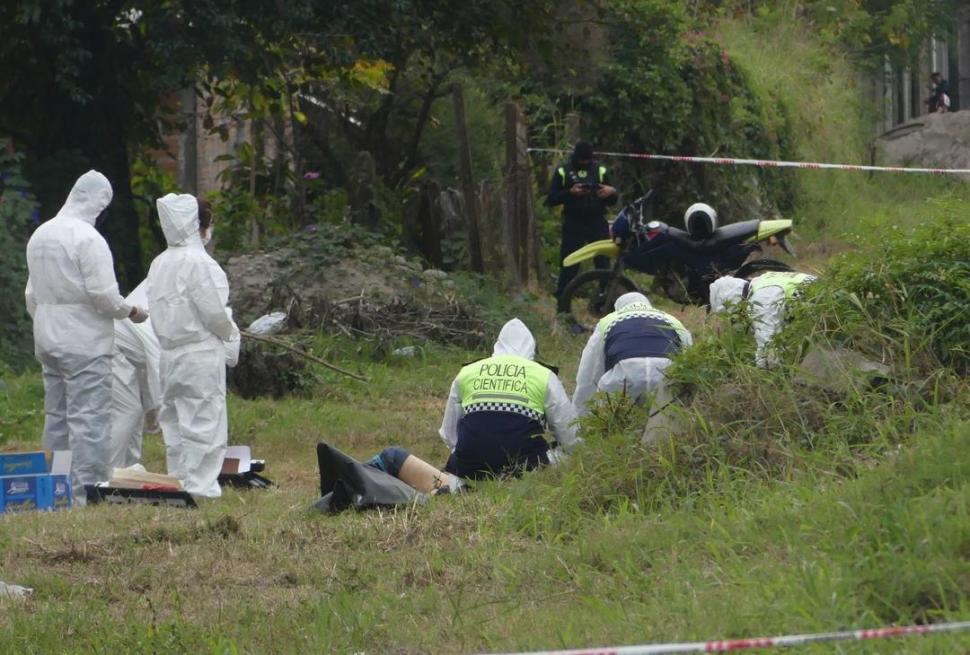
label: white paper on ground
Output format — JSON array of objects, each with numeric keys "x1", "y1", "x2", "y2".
[{"x1": 0, "y1": 582, "x2": 33, "y2": 599}]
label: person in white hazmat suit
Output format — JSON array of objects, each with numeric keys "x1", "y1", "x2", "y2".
[
  {"x1": 24, "y1": 170, "x2": 149, "y2": 502},
  {"x1": 109, "y1": 281, "x2": 162, "y2": 468},
  {"x1": 437, "y1": 318, "x2": 580, "y2": 478},
  {"x1": 709, "y1": 271, "x2": 817, "y2": 368},
  {"x1": 573, "y1": 292, "x2": 692, "y2": 416},
  {"x1": 147, "y1": 193, "x2": 239, "y2": 498}
]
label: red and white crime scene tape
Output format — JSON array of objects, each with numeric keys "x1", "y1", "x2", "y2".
[
  {"x1": 527, "y1": 147, "x2": 970, "y2": 175},
  {"x1": 481, "y1": 620, "x2": 970, "y2": 655}
]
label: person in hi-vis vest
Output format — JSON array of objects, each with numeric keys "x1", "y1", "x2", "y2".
[
  {"x1": 546, "y1": 141, "x2": 618, "y2": 302},
  {"x1": 709, "y1": 271, "x2": 817, "y2": 368},
  {"x1": 438, "y1": 318, "x2": 580, "y2": 479},
  {"x1": 573, "y1": 292, "x2": 692, "y2": 416}
]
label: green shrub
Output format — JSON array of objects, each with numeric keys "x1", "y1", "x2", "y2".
[
  {"x1": 783, "y1": 203, "x2": 970, "y2": 375},
  {"x1": 0, "y1": 141, "x2": 39, "y2": 369}
]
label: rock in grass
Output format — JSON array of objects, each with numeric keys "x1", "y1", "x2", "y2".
[{"x1": 795, "y1": 346, "x2": 891, "y2": 394}]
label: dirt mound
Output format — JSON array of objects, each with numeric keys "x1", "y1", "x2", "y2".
[
  {"x1": 222, "y1": 234, "x2": 488, "y2": 396},
  {"x1": 224, "y1": 241, "x2": 486, "y2": 345}
]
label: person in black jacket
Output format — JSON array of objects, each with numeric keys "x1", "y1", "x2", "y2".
[
  {"x1": 927, "y1": 72, "x2": 950, "y2": 113},
  {"x1": 547, "y1": 141, "x2": 618, "y2": 305}
]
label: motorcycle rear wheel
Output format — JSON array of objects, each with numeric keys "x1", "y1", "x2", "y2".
[
  {"x1": 734, "y1": 258, "x2": 793, "y2": 278},
  {"x1": 559, "y1": 270, "x2": 639, "y2": 331}
]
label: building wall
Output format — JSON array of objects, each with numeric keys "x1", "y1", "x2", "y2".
[
  {"x1": 873, "y1": 37, "x2": 956, "y2": 134},
  {"x1": 151, "y1": 90, "x2": 287, "y2": 199}
]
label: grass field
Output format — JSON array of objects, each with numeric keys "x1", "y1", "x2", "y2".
[
  {"x1": 1, "y1": 270, "x2": 969, "y2": 653},
  {"x1": 3, "y1": 11, "x2": 970, "y2": 654}
]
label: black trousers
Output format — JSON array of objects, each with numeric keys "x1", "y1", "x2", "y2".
[{"x1": 555, "y1": 216, "x2": 610, "y2": 301}]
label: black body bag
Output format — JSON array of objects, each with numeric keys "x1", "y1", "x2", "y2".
[{"x1": 312, "y1": 442, "x2": 425, "y2": 514}]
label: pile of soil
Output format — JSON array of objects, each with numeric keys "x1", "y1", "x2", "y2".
[{"x1": 222, "y1": 237, "x2": 488, "y2": 397}]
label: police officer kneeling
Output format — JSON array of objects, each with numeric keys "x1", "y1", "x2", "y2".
[
  {"x1": 573, "y1": 292, "x2": 692, "y2": 416},
  {"x1": 709, "y1": 271, "x2": 816, "y2": 369},
  {"x1": 438, "y1": 318, "x2": 580, "y2": 479}
]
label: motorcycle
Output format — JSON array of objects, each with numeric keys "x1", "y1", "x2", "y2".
[{"x1": 558, "y1": 192, "x2": 796, "y2": 328}]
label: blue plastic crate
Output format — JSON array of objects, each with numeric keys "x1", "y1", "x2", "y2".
[
  {"x1": 0, "y1": 452, "x2": 48, "y2": 476},
  {"x1": 0, "y1": 474, "x2": 53, "y2": 513},
  {"x1": 50, "y1": 474, "x2": 72, "y2": 510}
]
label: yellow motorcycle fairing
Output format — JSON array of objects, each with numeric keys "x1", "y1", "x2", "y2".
[
  {"x1": 562, "y1": 240, "x2": 621, "y2": 267},
  {"x1": 750, "y1": 219, "x2": 793, "y2": 242}
]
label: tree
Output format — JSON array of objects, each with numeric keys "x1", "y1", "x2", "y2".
[
  {"x1": 0, "y1": 1, "x2": 290, "y2": 287},
  {"x1": 294, "y1": 0, "x2": 576, "y2": 188}
]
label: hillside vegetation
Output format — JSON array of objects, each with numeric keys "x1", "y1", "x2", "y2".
[{"x1": 1, "y1": 7, "x2": 969, "y2": 655}]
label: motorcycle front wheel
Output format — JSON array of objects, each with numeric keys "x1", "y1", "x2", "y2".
[{"x1": 559, "y1": 270, "x2": 639, "y2": 331}]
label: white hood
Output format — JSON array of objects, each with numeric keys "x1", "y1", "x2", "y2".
[
  {"x1": 615, "y1": 292, "x2": 652, "y2": 311},
  {"x1": 492, "y1": 318, "x2": 536, "y2": 360},
  {"x1": 709, "y1": 276, "x2": 747, "y2": 313},
  {"x1": 157, "y1": 193, "x2": 200, "y2": 247},
  {"x1": 53, "y1": 170, "x2": 113, "y2": 225}
]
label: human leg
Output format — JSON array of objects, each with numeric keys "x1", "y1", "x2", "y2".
[
  {"x1": 170, "y1": 348, "x2": 227, "y2": 498},
  {"x1": 555, "y1": 219, "x2": 588, "y2": 302},
  {"x1": 368, "y1": 447, "x2": 459, "y2": 494},
  {"x1": 39, "y1": 354, "x2": 69, "y2": 452},
  {"x1": 158, "y1": 352, "x2": 183, "y2": 480},
  {"x1": 589, "y1": 217, "x2": 611, "y2": 285},
  {"x1": 62, "y1": 353, "x2": 114, "y2": 502},
  {"x1": 109, "y1": 354, "x2": 144, "y2": 468}
]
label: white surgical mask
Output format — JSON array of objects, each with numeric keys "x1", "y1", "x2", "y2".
[{"x1": 201, "y1": 227, "x2": 213, "y2": 245}]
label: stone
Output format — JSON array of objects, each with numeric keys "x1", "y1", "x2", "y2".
[
  {"x1": 876, "y1": 110, "x2": 970, "y2": 174},
  {"x1": 795, "y1": 346, "x2": 891, "y2": 394}
]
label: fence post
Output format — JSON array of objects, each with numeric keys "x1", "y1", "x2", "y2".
[{"x1": 505, "y1": 100, "x2": 543, "y2": 288}]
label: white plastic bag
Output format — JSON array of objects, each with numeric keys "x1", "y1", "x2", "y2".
[{"x1": 246, "y1": 312, "x2": 288, "y2": 336}]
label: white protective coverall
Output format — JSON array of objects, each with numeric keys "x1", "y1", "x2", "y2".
[
  {"x1": 438, "y1": 318, "x2": 580, "y2": 454},
  {"x1": 709, "y1": 274, "x2": 816, "y2": 368},
  {"x1": 110, "y1": 281, "x2": 162, "y2": 468},
  {"x1": 572, "y1": 292, "x2": 693, "y2": 416},
  {"x1": 25, "y1": 170, "x2": 137, "y2": 501},
  {"x1": 148, "y1": 194, "x2": 239, "y2": 498}
]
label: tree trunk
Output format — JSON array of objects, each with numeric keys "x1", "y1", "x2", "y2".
[
  {"x1": 452, "y1": 83, "x2": 484, "y2": 274},
  {"x1": 418, "y1": 182, "x2": 444, "y2": 269},
  {"x1": 349, "y1": 151, "x2": 380, "y2": 229}
]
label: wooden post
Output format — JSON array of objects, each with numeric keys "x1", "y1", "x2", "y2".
[
  {"x1": 349, "y1": 150, "x2": 379, "y2": 229},
  {"x1": 419, "y1": 181, "x2": 444, "y2": 269},
  {"x1": 452, "y1": 83, "x2": 484, "y2": 273},
  {"x1": 505, "y1": 100, "x2": 543, "y2": 288},
  {"x1": 505, "y1": 103, "x2": 524, "y2": 285}
]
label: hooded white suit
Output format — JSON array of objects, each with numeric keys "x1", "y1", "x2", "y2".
[
  {"x1": 709, "y1": 273, "x2": 816, "y2": 368},
  {"x1": 573, "y1": 292, "x2": 692, "y2": 416},
  {"x1": 25, "y1": 170, "x2": 134, "y2": 501},
  {"x1": 438, "y1": 318, "x2": 579, "y2": 476},
  {"x1": 109, "y1": 281, "x2": 162, "y2": 468},
  {"x1": 147, "y1": 193, "x2": 239, "y2": 498}
]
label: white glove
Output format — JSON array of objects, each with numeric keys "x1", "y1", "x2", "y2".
[{"x1": 129, "y1": 305, "x2": 149, "y2": 323}]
